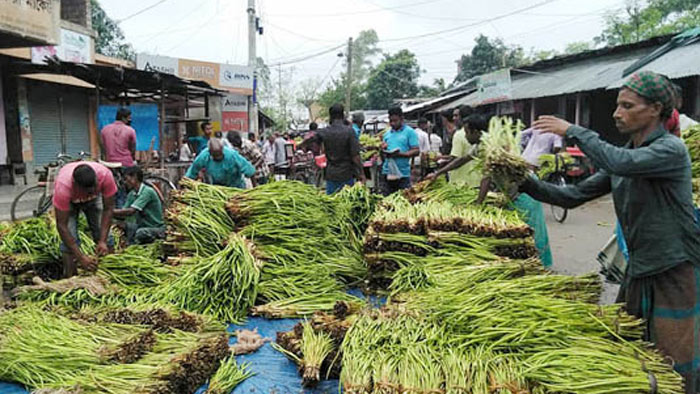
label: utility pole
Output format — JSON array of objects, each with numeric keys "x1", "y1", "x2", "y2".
[
  {"x1": 344, "y1": 37, "x2": 353, "y2": 118},
  {"x1": 247, "y1": 0, "x2": 259, "y2": 137},
  {"x1": 278, "y1": 66, "x2": 284, "y2": 130}
]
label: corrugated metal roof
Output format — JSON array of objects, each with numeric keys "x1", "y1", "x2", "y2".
[
  {"x1": 607, "y1": 41, "x2": 700, "y2": 88},
  {"x1": 431, "y1": 91, "x2": 481, "y2": 113},
  {"x1": 508, "y1": 49, "x2": 652, "y2": 101},
  {"x1": 403, "y1": 90, "x2": 470, "y2": 115}
]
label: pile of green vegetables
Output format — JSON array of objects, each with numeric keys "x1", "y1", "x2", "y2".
[
  {"x1": 683, "y1": 124, "x2": 700, "y2": 179},
  {"x1": 0, "y1": 305, "x2": 251, "y2": 394},
  {"x1": 226, "y1": 181, "x2": 369, "y2": 318}
]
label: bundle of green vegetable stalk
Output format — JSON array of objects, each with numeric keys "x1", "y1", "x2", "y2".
[
  {"x1": 156, "y1": 233, "x2": 262, "y2": 324},
  {"x1": 359, "y1": 134, "x2": 382, "y2": 161},
  {"x1": 224, "y1": 181, "x2": 368, "y2": 318},
  {"x1": 403, "y1": 178, "x2": 507, "y2": 207},
  {"x1": 683, "y1": 124, "x2": 700, "y2": 178},
  {"x1": 275, "y1": 303, "x2": 360, "y2": 387},
  {"x1": 164, "y1": 178, "x2": 239, "y2": 258},
  {"x1": 15, "y1": 243, "x2": 177, "y2": 309},
  {"x1": 0, "y1": 304, "x2": 239, "y2": 394},
  {"x1": 478, "y1": 116, "x2": 531, "y2": 194},
  {"x1": 369, "y1": 194, "x2": 532, "y2": 238},
  {"x1": 537, "y1": 152, "x2": 575, "y2": 180}
]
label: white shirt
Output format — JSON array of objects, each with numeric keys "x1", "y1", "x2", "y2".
[
  {"x1": 414, "y1": 128, "x2": 431, "y2": 166},
  {"x1": 415, "y1": 128, "x2": 431, "y2": 153},
  {"x1": 429, "y1": 133, "x2": 442, "y2": 153},
  {"x1": 262, "y1": 141, "x2": 276, "y2": 165},
  {"x1": 179, "y1": 144, "x2": 194, "y2": 162}
]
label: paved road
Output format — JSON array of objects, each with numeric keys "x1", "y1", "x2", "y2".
[{"x1": 542, "y1": 194, "x2": 620, "y2": 304}]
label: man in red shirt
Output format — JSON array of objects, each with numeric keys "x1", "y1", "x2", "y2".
[
  {"x1": 53, "y1": 161, "x2": 117, "y2": 278},
  {"x1": 101, "y1": 107, "x2": 136, "y2": 167}
]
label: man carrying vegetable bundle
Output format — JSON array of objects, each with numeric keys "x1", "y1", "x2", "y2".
[
  {"x1": 521, "y1": 70, "x2": 700, "y2": 393},
  {"x1": 185, "y1": 139, "x2": 255, "y2": 189},
  {"x1": 113, "y1": 166, "x2": 165, "y2": 245},
  {"x1": 52, "y1": 162, "x2": 116, "y2": 278}
]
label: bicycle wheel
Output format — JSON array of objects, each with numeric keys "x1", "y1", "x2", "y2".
[
  {"x1": 11, "y1": 185, "x2": 50, "y2": 222},
  {"x1": 144, "y1": 175, "x2": 177, "y2": 209},
  {"x1": 547, "y1": 174, "x2": 568, "y2": 223}
]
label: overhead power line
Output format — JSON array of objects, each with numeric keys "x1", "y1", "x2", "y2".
[
  {"x1": 267, "y1": 0, "x2": 447, "y2": 18},
  {"x1": 268, "y1": 43, "x2": 346, "y2": 67},
  {"x1": 377, "y1": 0, "x2": 560, "y2": 43},
  {"x1": 117, "y1": 0, "x2": 172, "y2": 23}
]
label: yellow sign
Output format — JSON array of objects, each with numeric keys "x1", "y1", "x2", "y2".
[{"x1": 178, "y1": 59, "x2": 220, "y2": 88}]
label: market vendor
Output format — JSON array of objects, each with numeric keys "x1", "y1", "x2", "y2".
[
  {"x1": 522, "y1": 70, "x2": 700, "y2": 392},
  {"x1": 53, "y1": 162, "x2": 116, "y2": 278},
  {"x1": 424, "y1": 113, "x2": 487, "y2": 188},
  {"x1": 185, "y1": 139, "x2": 255, "y2": 189},
  {"x1": 113, "y1": 166, "x2": 165, "y2": 245}
]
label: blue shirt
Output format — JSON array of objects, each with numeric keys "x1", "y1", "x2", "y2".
[
  {"x1": 185, "y1": 147, "x2": 255, "y2": 189},
  {"x1": 188, "y1": 136, "x2": 210, "y2": 155},
  {"x1": 382, "y1": 124, "x2": 419, "y2": 178},
  {"x1": 352, "y1": 124, "x2": 362, "y2": 139}
]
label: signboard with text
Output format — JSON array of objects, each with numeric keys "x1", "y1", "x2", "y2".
[
  {"x1": 0, "y1": 0, "x2": 60, "y2": 47},
  {"x1": 136, "y1": 53, "x2": 254, "y2": 94},
  {"x1": 31, "y1": 29, "x2": 92, "y2": 65},
  {"x1": 222, "y1": 93, "x2": 249, "y2": 132},
  {"x1": 477, "y1": 69, "x2": 512, "y2": 105}
]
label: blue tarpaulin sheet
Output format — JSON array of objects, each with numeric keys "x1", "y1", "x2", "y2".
[{"x1": 97, "y1": 104, "x2": 159, "y2": 151}]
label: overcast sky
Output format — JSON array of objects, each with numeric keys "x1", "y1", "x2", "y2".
[{"x1": 102, "y1": 0, "x2": 628, "y2": 89}]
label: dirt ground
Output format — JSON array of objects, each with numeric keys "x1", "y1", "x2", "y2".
[{"x1": 543, "y1": 194, "x2": 621, "y2": 304}]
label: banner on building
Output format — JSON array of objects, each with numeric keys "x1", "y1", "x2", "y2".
[
  {"x1": 31, "y1": 28, "x2": 92, "y2": 65},
  {"x1": 222, "y1": 94, "x2": 249, "y2": 132},
  {"x1": 222, "y1": 112, "x2": 249, "y2": 133},
  {"x1": 97, "y1": 104, "x2": 160, "y2": 150},
  {"x1": 477, "y1": 69, "x2": 512, "y2": 105},
  {"x1": 0, "y1": 0, "x2": 60, "y2": 48},
  {"x1": 136, "y1": 53, "x2": 254, "y2": 94}
]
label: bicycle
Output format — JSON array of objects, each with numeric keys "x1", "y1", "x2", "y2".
[
  {"x1": 10, "y1": 153, "x2": 177, "y2": 222},
  {"x1": 541, "y1": 153, "x2": 569, "y2": 223},
  {"x1": 10, "y1": 152, "x2": 88, "y2": 222},
  {"x1": 102, "y1": 162, "x2": 177, "y2": 210}
]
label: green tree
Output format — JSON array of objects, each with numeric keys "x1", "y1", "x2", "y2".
[
  {"x1": 317, "y1": 78, "x2": 367, "y2": 116},
  {"x1": 366, "y1": 49, "x2": 422, "y2": 110},
  {"x1": 596, "y1": 0, "x2": 700, "y2": 45},
  {"x1": 91, "y1": 0, "x2": 135, "y2": 61},
  {"x1": 454, "y1": 35, "x2": 526, "y2": 83},
  {"x1": 349, "y1": 30, "x2": 381, "y2": 84},
  {"x1": 564, "y1": 41, "x2": 593, "y2": 54},
  {"x1": 318, "y1": 29, "x2": 380, "y2": 113},
  {"x1": 296, "y1": 78, "x2": 321, "y2": 121}
]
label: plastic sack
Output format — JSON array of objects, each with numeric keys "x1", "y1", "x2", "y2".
[{"x1": 386, "y1": 158, "x2": 402, "y2": 181}]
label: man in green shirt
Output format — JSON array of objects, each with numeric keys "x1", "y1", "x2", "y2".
[
  {"x1": 113, "y1": 166, "x2": 165, "y2": 245},
  {"x1": 523, "y1": 71, "x2": 700, "y2": 392},
  {"x1": 425, "y1": 113, "x2": 487, "y2": 188}
]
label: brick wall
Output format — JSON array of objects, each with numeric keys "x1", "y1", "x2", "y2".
[{"x1": 60, "y1": 0, "x2": 91, "y2": 29}]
